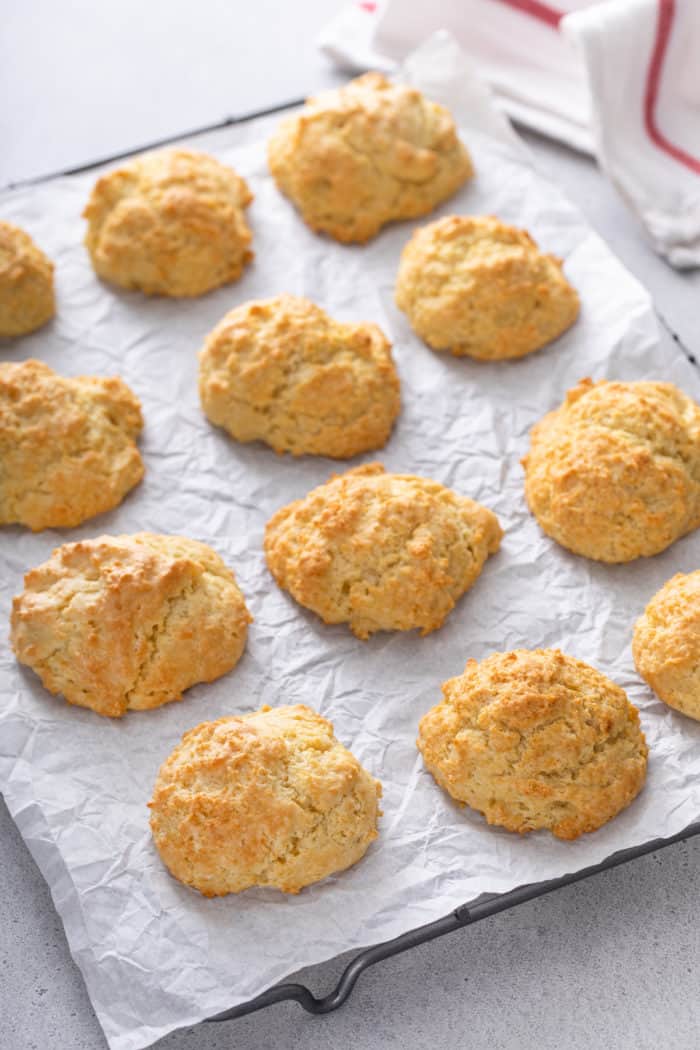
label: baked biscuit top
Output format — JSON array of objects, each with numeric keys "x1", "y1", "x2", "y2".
[
  {"x1": 0, "y1": 221, "x2": 55, "y2": 337},
  {"x1": 633, "y1": 571, "x2": 700, "y2": 720},
  {"x1": 268, "y1": 73, "x2": 473, "y2": 243},
  {"x1": 83, "y1": 148, "x2": 253, "y2": 297},
  {"x1": 418, "y1": 648, "x2": 648, "y2": 840},
  {"x1": 265, "y1": 462, "x2": 501, "y2": 638},
  {"x1": 199, "y1": 295, "x2": 400, "y2": 458},
  {"x1": 149, "y1": 704, "x2": 381, "y2": 895},
  {"x1": 0, "y1": 359, "x2": 143, "y2": 530},
  {"x1": 395, "y1": 215, "x2": 579, "y2": 360},
  {"x1": 11, "y1": 533, "x2": 251, "y2": 717},
  {"x1": 523, "y1": 378, "x2": 700, "y2": 562}
]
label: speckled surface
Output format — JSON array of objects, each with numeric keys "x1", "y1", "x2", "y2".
[{"x1": 2, "y1": 6, "x2": 700, "y2": 1047}]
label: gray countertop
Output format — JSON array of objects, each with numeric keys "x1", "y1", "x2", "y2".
[{"x1": 2, "y1": 3, "x2": 699, "y2": 1048}]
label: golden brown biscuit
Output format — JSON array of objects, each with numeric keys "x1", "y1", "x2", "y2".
[
  {"x1": 0, "y1": 221, "x2": 55, "y2": 337},
  {"x1": 264, "y1": 462, "x2": 502, "y2": 639},
  {"x1": 11, "y1": 533, "x2": 251, "y2": 717},
  {"x1": 149, "y1": 704, "x2": 381, "y2": 896},
  {"x1": 83, "y1": 149, "x2": 253, "y2": 297},
  {"x1": 198, "y1": 295, "x2": 400, "y2": 458},
  {"x1": 0, "y1": 359, "x2": 144, "y2": 531},
  {"x1": 523, "y1": 378, "x2": 700, "y2": 563},
  {"x1": 633, "y1": 571, "x2": 700, "y2": 720},
  {"x1": 395, "y1": 215, "x2": 579, "y2": 360},
  {"x1": 418, "y1": 649, "x2": 648, "y2": 840},
  {"x1": 268, "y1": 72, "x2": 473, "y2": 243}
]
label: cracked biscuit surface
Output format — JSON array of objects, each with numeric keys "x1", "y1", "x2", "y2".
[
  {"x1": 395, "y1": 215, "x2": 579, "y2": 360},
  {"x1": 264, "y1": 463, "x2": 502, "y2": 639},
  {"x1": 268, "y1": 72, "x2": 473, "y2": 243},
  {"x1": 199, "y1": 295, "x2": 400, "y2": 457},
  {"x1": 83, "y1": 149, "x2": 253, "y2": 297},
  {"x1": 523, "y1": 378, "x2": 700, "y2": 562},
  {"x1": 11, "y1": 533, "x2": 251, "y2": 717},
  {"x1": 0, "y1": 359, "x2": 144, "y2": 531},
  {"x1": 0, "y1": 221, "x2": 55, "y2": 337},
  {"x1": 633, "y1": 571, "x2": 700, "y2": 720},
  {"x1": 149, "y1": 703, "x2": 382, "y2": 896},
  {"x1": 418, "y1": 649, "x2": 648, "y2": 840}
]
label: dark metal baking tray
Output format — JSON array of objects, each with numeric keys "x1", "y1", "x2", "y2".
[
  {"x1": 208, "y1": 821, "x2": 700, "y2": 1023},
  {"x1": 12, "y1": 100, "x2": 699, "y2": 1035}
]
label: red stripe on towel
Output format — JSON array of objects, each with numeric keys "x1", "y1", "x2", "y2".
[
  {"x1": 644, "y1": 0, "x2": 700, "y2": 174},
  {"x1": 493, "y1": 0, "x2": 564, "y2": 29}
]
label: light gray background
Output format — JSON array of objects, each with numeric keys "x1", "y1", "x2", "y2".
[{"x1": 2, "y1": 3, "x2": 699, "y2": 1048}]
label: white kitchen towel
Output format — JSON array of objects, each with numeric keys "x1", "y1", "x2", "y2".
[
  {"x1": 319, "y1": 0, "x2": 700, "y2": 267},
  {"x1": 564, "y1": 1, "x2": 700, "y2": 266}
]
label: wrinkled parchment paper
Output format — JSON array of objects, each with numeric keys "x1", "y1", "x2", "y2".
[{"x1": 1, "y1": 35, "x2": 700, "y2": 1050}]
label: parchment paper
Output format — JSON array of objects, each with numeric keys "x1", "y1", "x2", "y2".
[{"x1": 1, "y1": 35, "x2": 700, "y2": 1050}]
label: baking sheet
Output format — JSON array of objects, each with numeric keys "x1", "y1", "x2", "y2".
[{"x1": 2, "y1": 35, "x2": 700, "y2": 1050}]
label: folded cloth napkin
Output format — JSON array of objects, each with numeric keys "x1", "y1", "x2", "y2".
[{"x1": 319, "y1": 0, "x2": 700, "y2": 268}]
